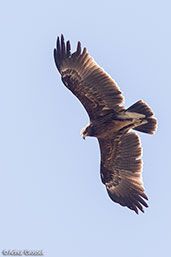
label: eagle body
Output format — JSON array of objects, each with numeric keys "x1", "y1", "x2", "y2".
[
  {"x1": 54, "y1": 35, "x2": 157, "y2": 214},
  {"x1": 81, "y1": 111, "x2": 147, "y2": 139}
]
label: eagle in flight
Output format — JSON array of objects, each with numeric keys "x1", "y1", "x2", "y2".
[{"x1": 54, "y1": 35, "x2": 157, "y2": 214}]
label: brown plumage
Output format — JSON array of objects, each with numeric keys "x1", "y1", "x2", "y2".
[{"x1": 54, "y1": 34, "x2": 157, "y2": 214}]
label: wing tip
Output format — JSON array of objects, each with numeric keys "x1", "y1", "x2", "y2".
[
  {"x1": 61, "y1": 33, "x2": 64, "y2": 40},
  {"x1": 77, "y1": 41, "x2": 81, "y2": 54},
  {"x1": 57, "y1": 36, "x2": 60, "y2": 51},
  {"x1": 107, "y1": 185, "x2": 149, "y2": 214}
]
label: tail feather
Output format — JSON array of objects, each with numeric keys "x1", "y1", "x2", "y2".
[
  {"x1": 134, "y1": 117, "x2": 157, "y2": 134},
  {"x1": 126, "y1": 100, "x2": 157, "y2": 134},
  {"x1": 127, "y1": 100, "x2": 153, "y2": 117}
]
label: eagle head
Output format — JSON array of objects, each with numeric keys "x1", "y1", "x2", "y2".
[{"x1": 80, "y1": 123, "x2": 95, "y2": 139}]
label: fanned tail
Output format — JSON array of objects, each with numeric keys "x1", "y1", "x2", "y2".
[{"x1": 126, "y1": 100, "x2": 157, "y2": 134}]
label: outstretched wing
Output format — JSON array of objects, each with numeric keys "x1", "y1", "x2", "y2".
[
  {"x1": 98, "y1": 132, "x2": 148, "y2": 214},
  {"x1": 54, "y1": 35, "x2": 124, "y2": 119}
]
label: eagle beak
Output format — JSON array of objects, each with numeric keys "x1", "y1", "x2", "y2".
[
  {"x1": 80, "y1": 130, "x2": 88, "y2": 140},
  {"x1": 82, "y1": 133, "x2": 87, "y2": 140}
]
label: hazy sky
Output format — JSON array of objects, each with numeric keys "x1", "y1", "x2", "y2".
[{"x1": 0, "y1": 0, "x2": 170, "y2": 256}]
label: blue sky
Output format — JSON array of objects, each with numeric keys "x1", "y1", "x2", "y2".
[{"x1": 0, "y1": 0, "x2": 170, "y2": 256}]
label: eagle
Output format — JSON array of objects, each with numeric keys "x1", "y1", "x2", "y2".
[{"x1": 54, "y1": 35, "x2": 157, "y2": 214}]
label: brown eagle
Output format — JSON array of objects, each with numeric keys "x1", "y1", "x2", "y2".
[{"x1": 54, "y1": 35, "x2": 157, "y2": 214}]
